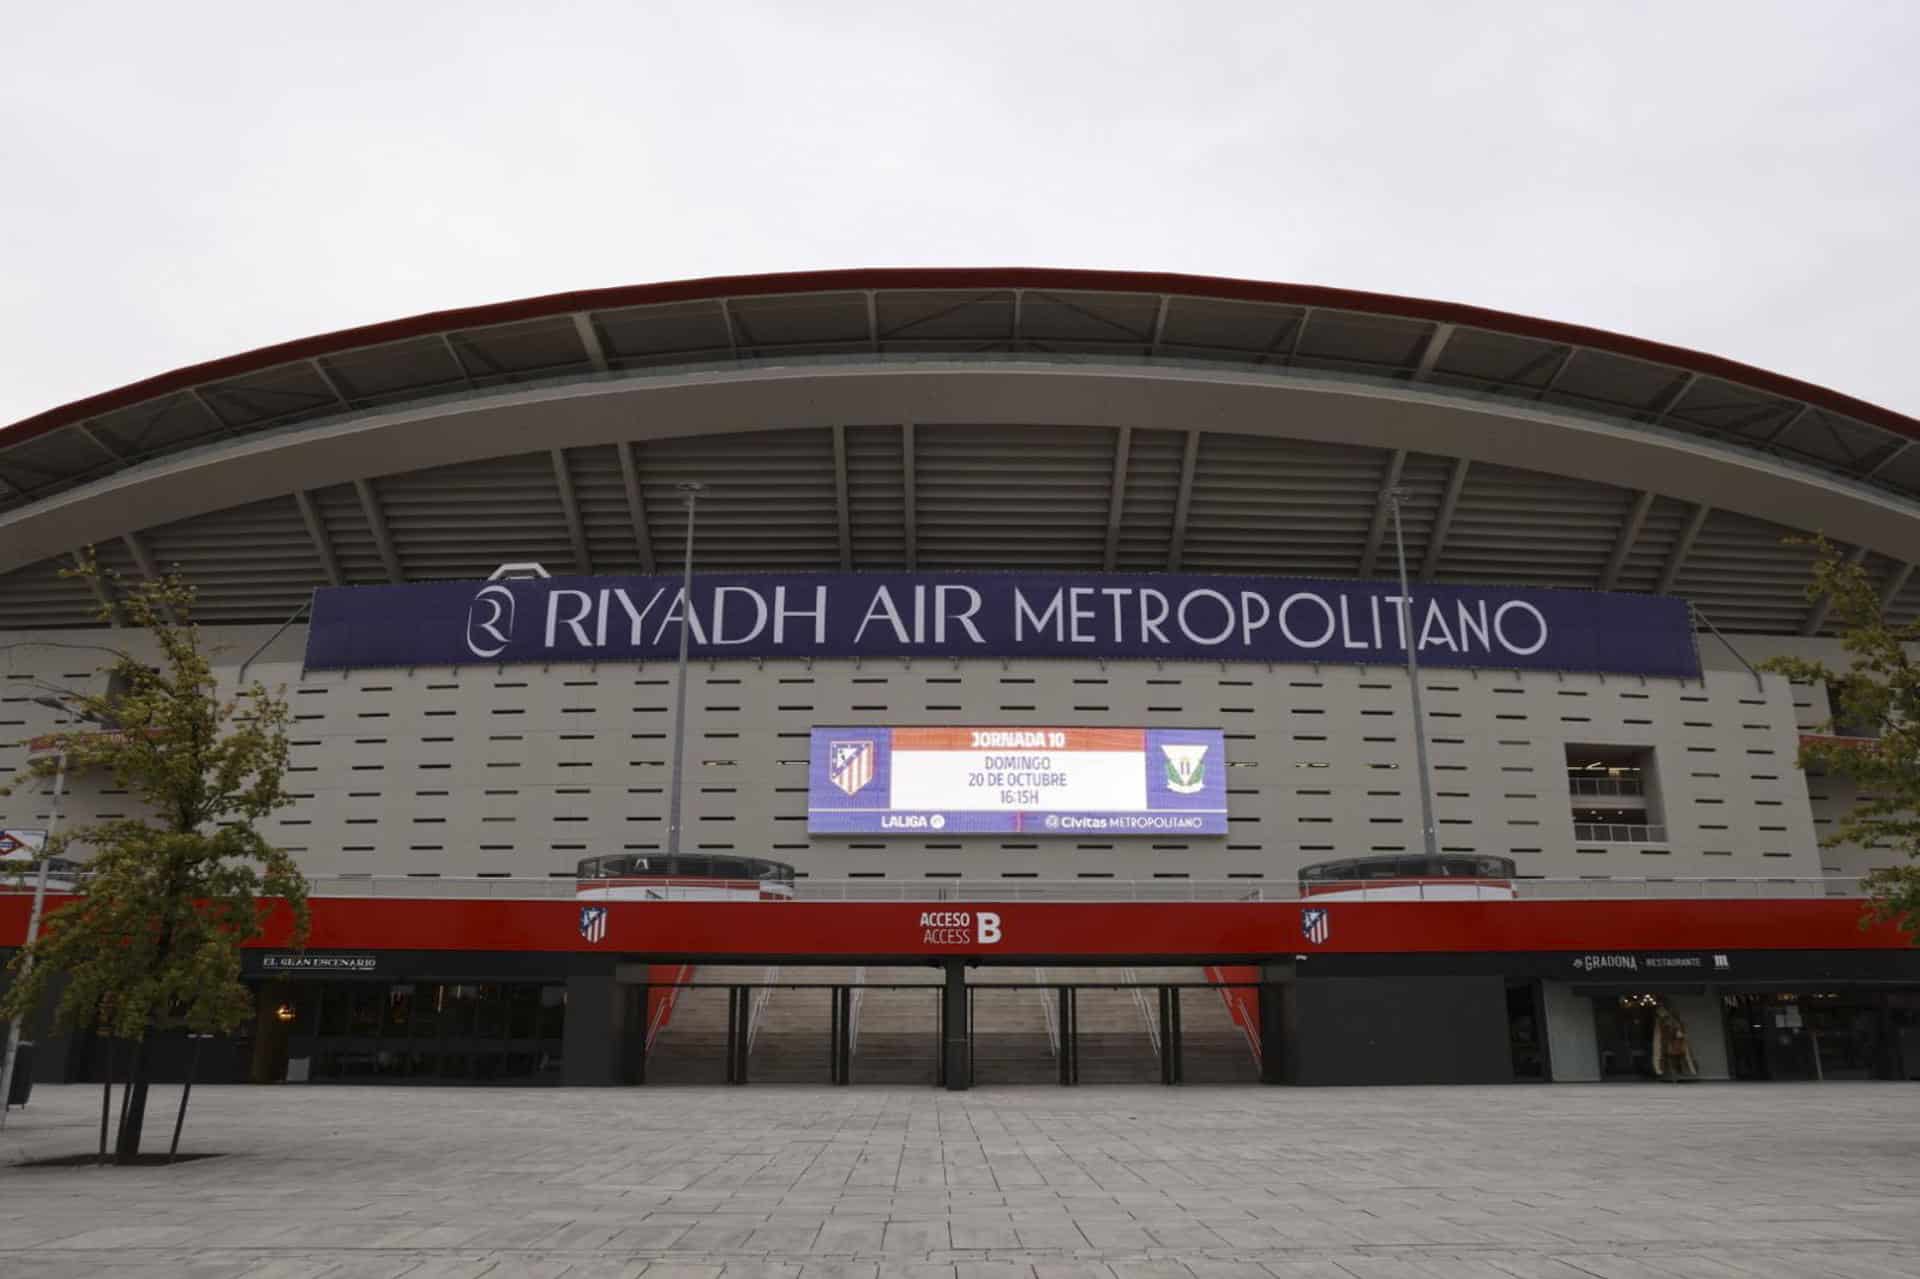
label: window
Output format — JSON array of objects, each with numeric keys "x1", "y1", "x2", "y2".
[
  {"x1": 1827, "y1": 679, "x2": 1884, "y2": 739},
  {"x1": 1565, "y1": 744, "x2": 1664, "y2": 844}
]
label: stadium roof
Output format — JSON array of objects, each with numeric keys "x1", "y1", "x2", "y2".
[{"x1": 1, "y1": 268, "x2": 1915, "y2": 635}]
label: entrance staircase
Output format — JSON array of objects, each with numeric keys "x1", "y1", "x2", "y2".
[
  {"x1": 638, "y1": 964, "x2": 1258, "y2": 1085},
  {"x1": 643, "y1": 964, "x2": 772, "y2": 1084},
  {"x1": 848, "y1": 966, "x2": 941, "y2": 1084},
  {"x1": 745, "y1": 966, "x2": 853, "y2": 1083},
  {"x1": 1133, "y1": 966, "x2": 1261, "y2": 1083},
  {"x1": 1049, "y1": 966, "x2": 1160, "y2": 1083},
  {"x1": 967, "y1": 972, "x2": 1057, "y2": 1083}
]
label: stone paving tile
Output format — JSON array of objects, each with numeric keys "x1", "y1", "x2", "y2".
[
  {"x1": 882, "y1": 1221, "x2": 954, "y2": 1254},
  {"x1": 815, "y1": 1219, "x2": 892, "y2": 1254},
  {"x1": 749, "y1": 1224, "x2": 831, "y2": 1252},
  {"x1": 421, "y1": 1260, "x2": 569, "y2": 1279},
  {"x1": 950, "y1": 1221, "x2": 1023, "y2": 1250},
  {"x1": 954, "y1": 1265, "x2": 1035, "y2": 1279},
  {"x1": 3, "y1": 1085, "x2": 1920, "y2": 1279},
  {"x1": 720, "y1": 1265, "x2": 805, "y2": 1279},
  {"x1": 1471, "y1": 1256, "x2": 1625, "y2": 1279},
  {"x1": 798, "y1": 1263, "x2": 880, "y2": 1279}
]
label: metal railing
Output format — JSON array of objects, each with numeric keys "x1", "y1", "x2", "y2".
[
  {"x1": 3, "y1": 871, "x2": 1869, "y2": 903},
  {"x1": 1573, "y1": 822, "x2": 1667, "y2": 844},
  {"x1": 1567, "y1": 776, "x2": 1646, "y2": 799},
  {"x1": 276, "y1": 873, "x2": 1863, "y2": 902}
]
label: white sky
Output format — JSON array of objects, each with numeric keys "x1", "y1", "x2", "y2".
[{"x1": 3, "y1": 0, "x2": 1915, "y2": 423}]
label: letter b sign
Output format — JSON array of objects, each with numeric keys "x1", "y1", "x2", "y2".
[{"x1": 976, "y1": 912, "x2": 1002, "y2": 945}]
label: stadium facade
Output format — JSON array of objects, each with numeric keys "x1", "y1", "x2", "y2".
[{"x1": 1, "y1": 268, "x2": 1917, "y2": 1090}]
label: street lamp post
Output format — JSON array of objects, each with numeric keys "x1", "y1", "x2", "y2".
[
  {"x1": 0, "y1": 698, "x2": 72, "y2": 1128},
  {"x1": 1385, "y1": 488, "x2": 1441, "y2": 863},
  {"x1": 665, "y1": 481, "x2": 707, "y2": 861}
]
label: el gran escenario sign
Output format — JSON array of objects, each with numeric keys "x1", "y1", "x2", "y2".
[
  {"x1": 261, "y1": 954, "x2": 377, "y2": 973},
  {"x1": 304, "y1": 571, "x2": 1699, "y2": 679}
]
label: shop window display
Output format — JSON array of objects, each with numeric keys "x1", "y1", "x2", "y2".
[{"x1": 264, "y1": 980, "x2": 566, "y2": 1085}]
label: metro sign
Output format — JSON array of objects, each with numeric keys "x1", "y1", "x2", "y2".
[{"x1": 0, "y1": 830, "x2": 46, "y2": 858}]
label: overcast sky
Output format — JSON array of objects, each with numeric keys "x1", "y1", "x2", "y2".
[{"x1": 3, "y1": 1, "x2": 1915, "y2": 423}]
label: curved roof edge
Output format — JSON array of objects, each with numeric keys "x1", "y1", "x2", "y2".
[{"x1": 6, "y1": 267, "x2": 1915, "y2": 447}]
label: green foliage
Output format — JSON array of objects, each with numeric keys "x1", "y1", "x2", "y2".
[
  {"x1": 0, "y1": 556, "x2": 310, "y2": 1040},
  {"x1": 1760, "y1": 538, "x2": 1920, "y2": 940}
]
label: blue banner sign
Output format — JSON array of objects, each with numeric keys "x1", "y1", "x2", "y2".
[
  {"x1": 808, "y1": 726, "x2": 1229, "y2": 836},
  {"x1": 303, "y1": 571, "x2": 1699, "y2": 678}
]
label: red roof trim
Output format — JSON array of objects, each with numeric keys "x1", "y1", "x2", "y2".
[{"x1": 5, "y1": 267, "x2": 1913, "y2": 450}]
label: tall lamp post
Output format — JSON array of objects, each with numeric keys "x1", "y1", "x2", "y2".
[
  {"x1": 1384, "y1": 488, "x2": 1440, "y2": 863},
  {"x1": 665, "y1": 481, "x2": 707, "y2": 861},
  {"x1": 0, "y1": 698, "x2": 73, "y2": 1127}
]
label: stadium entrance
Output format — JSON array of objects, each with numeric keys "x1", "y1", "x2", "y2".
[
  {"x1": 573, "y1": 964, "x2": 1265, "y2": 1088},
  {"x1": 14, "y1": 874, "x2": 1920, "y2": 1090},
  {"x1": 199, "y1": 965, "x2": 1262, "y2": 1088}
]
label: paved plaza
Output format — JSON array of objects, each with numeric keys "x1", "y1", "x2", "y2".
[{"x1": 2, "y1": 1083, "x2": 1918, "y2": 1278}]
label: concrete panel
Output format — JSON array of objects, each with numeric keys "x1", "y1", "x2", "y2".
[
  {"x1": 1667, "y1": 991, "x2": 1731, "y2": 1081},
  {"x1": 561, "y1": 974, "x2": 629, "y2": 1086},
  {"x1": 0, "y1": 622, "x2": 1842, "y2": 887},
  {"x1": 1289, "y1": 974, "x2": 1511, "y2": 1085},
  {"x1": 1543, "y1": 981, "x2": 1600, "y2": 1081}
]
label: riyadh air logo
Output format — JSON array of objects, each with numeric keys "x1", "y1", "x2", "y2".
[
  {"x1": 1162, "y1": 743, "x2": 1208, "y2": 795},
  {"x1": 830, "y1": 740, "x2": 876, "y2": 796},
  {"x1": 1302, "y1": 907, "x2": 1330, "y2": 945},
  {"x1": 466, "y1": 585, "x2": 517, "y2": 658},
  {"x1": 578, "y1": 905, "x2": 608, "y2": 944}
]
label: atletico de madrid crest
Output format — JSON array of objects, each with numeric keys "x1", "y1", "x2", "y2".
[
  {"x1": 578, "y1": 905, "x2": 608, "y2": 945},
  {"x1": 1302, "y1": 907, "x2": 1330, "y2": 945},
  {"x1": 829, "y1": 740, "x2": 875, "y2": 797}
]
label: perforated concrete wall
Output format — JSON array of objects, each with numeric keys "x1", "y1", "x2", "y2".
[
  {"x1": 1708, "y1": 634, "x2": 1910, "y2": 884},
  {"x1": 1, "y1": 621, "x2": 1855, "y2": 886}
]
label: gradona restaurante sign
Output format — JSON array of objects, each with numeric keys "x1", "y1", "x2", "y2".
[{"x1": 304, "y1": 571, "x2": 1699, "y2": 679}]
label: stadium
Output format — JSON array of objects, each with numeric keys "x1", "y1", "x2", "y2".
[{"x1": 2, "y1": 267, "x2": 1917, "y2": 1091}]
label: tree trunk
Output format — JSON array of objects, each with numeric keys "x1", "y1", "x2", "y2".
[
  {"x1": 169, "y1": 1036, "x2": 203, "y2": 1162},
  {"x1": 114, "y1": 1036, "x2": 152, "y2": 1161},
  {"x1": 117, "y1": 918, "x2": 176, "y2": 1163},
  {"x1": 98, "y1": 1037, "x2": 115, "y2": 1165}
]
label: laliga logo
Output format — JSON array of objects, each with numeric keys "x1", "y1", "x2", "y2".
[{"x1": 466, "y1": 585, "x2": 518, "y2": 658}]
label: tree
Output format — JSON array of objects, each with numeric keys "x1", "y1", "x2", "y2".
[
  {"x1": 1760, "y1": 539, "x2": 1920, "y2": 941},
  {"x1": 0, "y1": 558, "x2": 309, "y2": 1160}
]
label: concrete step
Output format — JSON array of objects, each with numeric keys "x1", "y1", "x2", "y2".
[
  {"x1": 641, "y1": 964, "x2": 1257, "y2": 1086},
  {"x1": 644, "y1": 965, "x2": 779, "y2": 1084},
  {"x1": 1173, "y1": 979, "x2": 1261, "y2": 1084},
  {"x1": 642, "y1": 981, "x2": 733, "y2": 1084},
  {"x1": 851, "y1": 980, "x2": 941, "y2": 1084},
  {"x1": 967, "y1": 972, "x2": 1058, "y2": 1084},
  {"x1": 748, "y1": 984, "x2": 836, "y2": 1083}
]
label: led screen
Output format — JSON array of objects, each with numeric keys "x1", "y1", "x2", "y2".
[{"x1": 807, "y1": 726, "x2": 1228, "y2": 836}]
